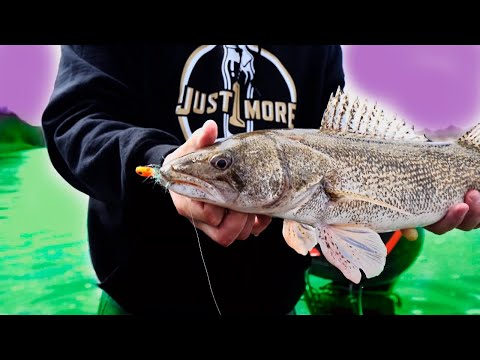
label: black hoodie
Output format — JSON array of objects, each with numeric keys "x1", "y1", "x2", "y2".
[{"x1": 42, "y1": 45, "x2": 345, "y2": 315}]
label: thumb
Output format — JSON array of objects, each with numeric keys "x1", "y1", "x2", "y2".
[
  {"x1": 164, "y1": 120, "x2": 218, "y2": 165},
  {"x1": 188, "y1": 120, "x2": 218, "y2": 151},
  {"x1": 167, "y1": 120, "x2": 218, "y2": 162}
]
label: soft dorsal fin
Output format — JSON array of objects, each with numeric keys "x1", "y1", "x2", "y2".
[
  {"x1": 320, "y1": 87, "x2": 430, "y2": 142},
  {"x1": 457, "y1": 123, "x2": 480, "y2": 151}
]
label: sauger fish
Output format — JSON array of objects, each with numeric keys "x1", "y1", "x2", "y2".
[{"x1": 136, "y1": 89, "x2": 480, "y2": 284}]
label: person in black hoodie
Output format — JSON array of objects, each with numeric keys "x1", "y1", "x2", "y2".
[{"x1": 42, "y1": 45, "x2": 480, "y2": 315}]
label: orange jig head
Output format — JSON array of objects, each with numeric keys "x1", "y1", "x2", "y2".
[{"x1": 135, "y1": 166, "x2": 155, "y2": 178}]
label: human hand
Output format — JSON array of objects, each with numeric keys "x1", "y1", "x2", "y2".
[
  {"x1": 163, "y1": 120, "x2": 272, "y2": 247},
  {"x1": 401, "y1": 189, "x2": 480, "y2": 241}
]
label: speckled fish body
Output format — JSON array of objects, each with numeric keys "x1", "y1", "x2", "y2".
[{"x1": 149, "y1": 89, "x2": 480, "y2": 284}]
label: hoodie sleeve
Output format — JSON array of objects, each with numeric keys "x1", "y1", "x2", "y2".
[{"x1": 42, "y1": 45, "x2": 180, "y2": 204}]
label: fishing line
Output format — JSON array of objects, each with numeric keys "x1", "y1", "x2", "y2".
[{"x1": 189, "y1": 208, "x2": 222, "y2": 316}]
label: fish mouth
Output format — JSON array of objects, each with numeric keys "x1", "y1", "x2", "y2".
[
  {"x1": 159, "y1": 167, "x2": 223, "y2": 202},
  {"x1": 172, "y1": 179, "x2": 204, "y2": 188},
  {"x1": 170, "y1": 176, "x2": 223, "y2": 202}
]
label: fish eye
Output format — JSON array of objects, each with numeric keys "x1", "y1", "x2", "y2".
[{"x1": 210, "y1": 154, "x2": 232, "y2": 170}]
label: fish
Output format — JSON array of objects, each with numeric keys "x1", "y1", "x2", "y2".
[{"x1": 136, "y1": 88, "x2": 480, "y2": 284}]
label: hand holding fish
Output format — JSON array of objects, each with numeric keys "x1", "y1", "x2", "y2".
[
  {"x1": 162, "y1": 120, "x2": 272, "y2": 246},
  {"x1": 400, "y1": 189, "x2": 480, "y2": 240},
  {"x1": 425, "y1": 189, "x2": 480, "y2": 233}
]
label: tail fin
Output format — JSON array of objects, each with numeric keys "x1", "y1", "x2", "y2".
[{"x1": 457, "y1": 123, "x2": 480, "y2": 151}]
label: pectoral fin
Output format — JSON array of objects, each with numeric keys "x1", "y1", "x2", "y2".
[
  {"x1": 282, "y1": 220, "x2": 387, "y2": 284},
  {"x1": 316, "y1": 224, "x2": 387, "y2": 284},
  {"x1": 282, "y1": 220, "x2": 318, "y2": 255}
]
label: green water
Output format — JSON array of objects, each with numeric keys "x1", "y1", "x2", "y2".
[
  {"x1": 0, "y1": 149, "x2": 100, "y2": 314},
  {"x1": 0, "y1": 148, "x2": 479, "y2": 315}
]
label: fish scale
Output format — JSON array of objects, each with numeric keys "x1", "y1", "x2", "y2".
[
  {"x1": 293, "y1": 132, "x2": 480, "y2": 232},
  {"x1": 138, "y1": 88, "x2": 480, "y2": 284}
]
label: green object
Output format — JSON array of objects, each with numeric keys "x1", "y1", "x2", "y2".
[
  {"x1": 303, "y1": 281, "x2": 401, "y2": 315},
  {"x1": 303, "y1": 231, "x2": 425, "y2": 315},
  {"x1": 0, "y1": 116, "x2": 45, "y2": 152},
  {"x1": 0, "y1": 149, "x2": 100, "y2": 315}
]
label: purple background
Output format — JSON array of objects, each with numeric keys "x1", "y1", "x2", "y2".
[
  {"x1": 1, "y1": 45, "x2": 480, "y2": 131},
  {"x1": 0, "y1": 45, "x2": 60, "y2": 125},
  {"x1": 344, "y1": 45, "x2": 480, "y2": 131}
]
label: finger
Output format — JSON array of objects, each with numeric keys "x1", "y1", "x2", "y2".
[
  {"x1": 457, "y1": 190, "x2": 480, "y2": 231},
  {"x1": 195, "y1": 120, "x2": 218, "y2": 149},
  {"x1": 425, "y1": 203, "x2": 469, "y2": 235},
  {"x1": 401, "y1": 228, "x2": 418, "y2": 241},
  {"x1": 185, "y1": 120, "x2": 217, "y2": 153},
  {"x1": 237, "y1": 214, "x2": 256, "y2": 240},
  {"x1": 191, "y1": 201, "x2": 225, "y2": 227},
  {"x1": 252, "y1": 215, "x2": 273, "y2": 236},
  {"x1": 164, "y1": 120, "x2": 218, "y2": 164},
  {"x1": 171, "y1": 192, "x2": 225, "y2": 227},
  {"x1": 192, "y1": 220, "x2": 223, "y2": 244},
  {"x1": 201, "y1": 203, "x2": 227, "y2": 227},
  {"x1": 197, "y1": 210, "x2": 248, "y2": 247}
]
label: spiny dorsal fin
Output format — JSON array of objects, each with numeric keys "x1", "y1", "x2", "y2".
[
  {"x1": 457, "y1": 123, "x2": 480, "y2": 151},
  {"x1": 320, "y1": 87, "x2": 430, "y2": 142}
]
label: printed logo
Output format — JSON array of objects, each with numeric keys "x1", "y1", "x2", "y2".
[{"x1": 176, "y1": 45, "x2": 297, "y2": 140}]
